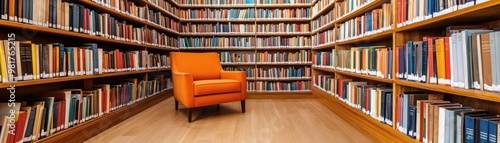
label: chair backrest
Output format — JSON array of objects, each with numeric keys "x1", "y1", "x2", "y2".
[{"x1": 171, "y1": 52, "x2": 222, "y2": 80}]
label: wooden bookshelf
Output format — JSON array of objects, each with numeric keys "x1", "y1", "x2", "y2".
[
  {"x1": 178, "y1": 5, "x2": 256, "y2": 8},
  {"x1": 36, "y1": 89, "x2": 173, "y2": 143},
  {"x1": 179, "y1": 19, "x2": 256, "y2": 23},
  {"x1": 310, "y1": 0, "x2": 500, "y2": 141},
  {"x1": 0, "y1": 0, "x2": 179, "y2": 142},
  {"x1": 0, "y1": 68, "x2": 171, "y2": 88},
  {"x1": 311, "y1": 1, "x2": 336, "y2": 19},
  {"x1": 178, "y1": 1, "x2": 314, "y2": 93},
  {"x1": 0, "y1": 20, "x2": 177, "y2": 51},
  {"x1": 140, "y1": 0, "x2": 181, "y2": 20},
  {"x1": 248, "y1": 78, "x2": 312, "y2": 81},
  {"x1": 313, "y1": 67, "x2": 393, "y2": 83},
  {"x1": 255, "y1": 4, "x2": 312, "y2": 8},
  {"x1": 78, "y1": 0, "x2": 179, "y2": 35},
  {"x1": 313, "y1": 87, "x2": 417, "y2": 143}
]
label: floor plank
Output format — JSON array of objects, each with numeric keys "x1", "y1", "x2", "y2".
[{"x1": 85, "y1": 97, "x2": 373, "y2": 143}]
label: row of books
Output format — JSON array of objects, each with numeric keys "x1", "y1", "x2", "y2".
[
  {"x1": 89, "y1": 0, "x2": 181, "y2": 31},
  {"x1": 311, "y1": 0, "x2": 334, "y2": 17},
  {"x1": 0, "y1": 41, "x2": 170, "y2": 82},
  {"x1": 256, "y1": 8, "x2": 311, "y2": 19},
  {"x1": 0, "y1": 1, "x2": 179, "y2": 48},
  {"x1": 180, "y1": 37, "x2": 255, "y2": 48},
  {"x1": 393, "y1": 92, "x2": 500, "y2": 143},
  {"x1": 247, "y1": 81, "x2": 311, "y2": 91},
  {"x1": 256, "y1": 36, "x2": 311, "y2": 48},
  {"x1": 180, "y1": 23, "x2": 256, "y2": 33},
  {"x1": 219, "y1": 51, "x2": 312, "y2": 63},
  {"x1": 256, "y1": 23, "x2": 310, "y2": 33},
  {"x1": 256, "y1": 0, "x2": 311, "y2": 4},
  {"x1": 179, "y1": 36, "x2": 311, "y2": 48},
  {"x1": 147, "y1": 0, "x2": 180, "y2": 16},
  {"x1": 177, "y1": 0, "x2": 255, "y2": 5},
  {"x1": 311, "y1": 8, "x2": 335, "y2": 32},
  {"x1": 312, "y1": 29, "x2": 335, "y2": 47},
  {"x1": 224, "y1": 67, "x2": 311, "y2": 79},
  {"x1": 313, "y1": 77, "x2": 394, "y2": 126},
  {"x1": 314, "y1": 46, "x2": 393, "y2": 79},
  {"x1": 0, "y1": 76, "x2": 172, "y2": 143},
  {"x1": 336, "y1": 3, "x2": 393, "y2": 42},
  {"x1": 396, "y1": 0, "x2": 489, "y2": 27},
  {"x1": 396, "y1": 28, "x2": 500, "y2": 92},
  {"x1": 335, "y1": 0, "x2": 376, "y2": 21},
  {"x1": 179, "y1": 8, "x2": 255, "y2": 19}
]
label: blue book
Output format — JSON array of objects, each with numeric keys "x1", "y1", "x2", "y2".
[{"x1": 489, "y1": 120, "x2": 500, "y2": 143}]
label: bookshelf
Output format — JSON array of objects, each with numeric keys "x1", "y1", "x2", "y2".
[
  {"x1": 0, "y1": 0, "x2": 179, "y2": 142},
  {"x1": 311, "y1": 0, "x2": 500, "y2": 142},
  {"x1": 178, "y1": 0, "x2": 313, "y2": 94}
]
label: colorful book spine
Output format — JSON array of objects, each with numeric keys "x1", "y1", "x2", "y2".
[
  {"x1": 257, "y1": 0, "x2": 311, "y2": 5},
  {"x1": 180, "y1": 8, "x2": 256, "y2": 20},
  {"x1": 255, "y1": 50, "x2": 311, "y2": 63},
  {"x1": 180, "y1": 37, "x2": 255, "y2": 48},
  {"x1": 256, "y1": 23, "x2": 310, "y2": 33},
  {"x1": 311, "y1": 0, "x2": 335, "y2": 17},
  {"x1": 181, "y1": 22, "x2": 256, "y2": 33},
  {"x1": 336, "y1": 3, "x2": 393, "y2": 42},
  {"x1": 256, "y1": 8, "x2": 310, "y2": 19},
  {"x1": 312, "y1": 29, "x2": 336, "y2": 47},
  {"x1": 247, "y1": 81, "x2": 311, "y2": 91},
  {"x1": 311, "y1": 8, "x2": 334, "y2": 31}
]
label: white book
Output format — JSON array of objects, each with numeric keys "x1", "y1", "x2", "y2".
[
  {"x1": 490, "y1": 32, "x2": 498, "y2": 91},
  {"x1": 495, "y1": 31, "x2": 500, "y2": 91}
]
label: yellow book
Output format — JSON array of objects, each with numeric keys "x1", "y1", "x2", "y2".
[
  {"x1": 31, "y1": 44, "x2": 37, "y2": 80},
  {"x1": 435, "y1": 38, "x2": 446, "y2": 84},
  {"x1": 0, "y1": 41, "x2": 7, "y2": 82}
]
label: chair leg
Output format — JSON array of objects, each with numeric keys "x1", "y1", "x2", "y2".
[
  {"x1": 217, "y1": 104, "x2": 220, "y2": 110},
  {"x1": 187, "y1": 108, "x2": 192, "y2": 123},
  {"x1": 175, "y1": 99, "x2": 179, "y2": 110},
  {"x1": 241, "y1": 100, "x2": 245, "y2": 113}
]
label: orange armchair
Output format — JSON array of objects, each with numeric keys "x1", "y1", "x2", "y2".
[{"x1": 170, "y1": 52, "x2": 246, "y2": 122}]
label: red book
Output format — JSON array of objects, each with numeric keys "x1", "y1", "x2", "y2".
[
  {"x1": 13, "y1": 111, "x2": 27, "y2": 143},
  {"x1": 444, "y1": 37, "x2": 451, "y2": 86}
]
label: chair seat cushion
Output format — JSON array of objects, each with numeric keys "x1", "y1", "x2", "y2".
[{"x1": 193, "y1": 79, "x2": 241, "y2": 96}]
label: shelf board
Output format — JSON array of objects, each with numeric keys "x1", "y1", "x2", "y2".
[
  {"x1": 179, "y1": 33, "x2": 256, "y2": 36},
  {"x1": 256, "y1": 47, "x2": 311, "y2": 50},
  {"x1": 78, "y1": 0, "x2": 179, "y2": 35},
  {"x1": 313, "y1": 87, "x2": 418, "y2": 143},
  {"x1": 256, "y1": 19, "x2": 311, "y2": 23},
  {"x1": 179, "y1": 19, "x2": 256, "y2": 23},
  {"x1": 335, "y1": 0, "x2": 387, "y2": 24},
  {"x1": 395, "y1": 0, "x2": 500, "y2": 32},
  {"x1": 140, "y1": 0, "x2": 180, "y2": 20},
  {"x1": 394, "y1": 79, "x2": 500, "y2": 103},
  {"x1": 180, "y1": 48, "x2": 255, "y2": 51},
  {"x1": 221, "y1": 63, "x2": 256, "y2": 66},
  {"x1": 256, "y1": 32, "x2": 311, "y2": 36},
  {"x1": 312, "y1": 42, "x2": 336, "y2": 50},
  {"x1": 0, "y1": 20, "x2": 176, "y2": 51},
  {"x1": 0, "y1": 68, "x2": 171, "y2": 89},
  {"x1": 313, "y1": 67, "x2": 393, "y2": 83},
  {"x1": 178, "y1": 4, "x2": 255, "y2": 8},
  {"x1": 247, "y1": 91, "x2": 313, "y2": 98},
  {"x1": 248, "y1": 78, "x2": 312, "y2": 81},
  {"x1": 335, "y1": 29, "x2": 393, "y2": 45},
  {"x1": 36, "y1": 89, "x2": 173, "y2": 143},
  {"x1": 169, "y1": 0, "x2": 180, "y2": 7},
  {"x1": 311, "y1": 2, "x2": 336, "y2": 20},
  {"x1": 255, "y1": 4, "x2": 311, "y2": 8},
  {"x1": 256, "y1": 63, "x2": 312, "y2": 66},
  {"x1": 312, "y1": 21, "x2": 336, "y2": 34},
  {"x1": 248, "y1": 90, "x2": 312, "y2": 94}
]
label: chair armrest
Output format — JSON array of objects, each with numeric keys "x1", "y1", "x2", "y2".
[
  {"x1": 172, "y1": 72, "x2": 195, "y2": 108},
  {"x1": 221, "y1": 71, "x2": 246, "y2": 99}
]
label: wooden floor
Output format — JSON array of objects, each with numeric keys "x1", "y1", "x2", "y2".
[{"x1": 85, "y1": 97, "x2": 373, "y2": 143}]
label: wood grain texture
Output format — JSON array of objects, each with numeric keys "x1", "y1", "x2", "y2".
[
  {"x1": 313, "y1": 67, "x2": 393, "y2": 83},
  {"x1": 85, "y1": 97, "x2": 372, "y2": 143},
  {"x1": 36, "y1": 89, "x2": 173, "y2": 143},
  {"x1": 0, "y1": 68, "x2": 170, "y2": 88}
]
